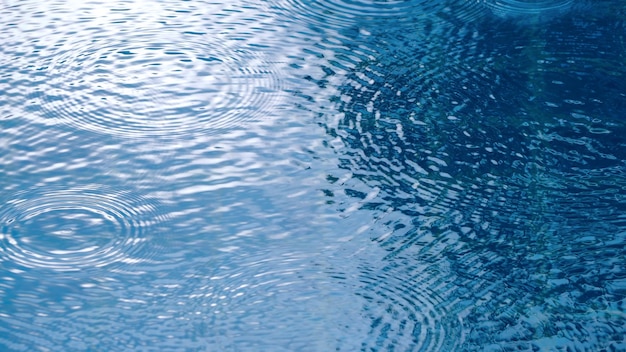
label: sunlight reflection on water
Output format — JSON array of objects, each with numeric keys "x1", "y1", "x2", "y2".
[{"x1": 1, "y1": 0, "x2": 625, "y2": 350}]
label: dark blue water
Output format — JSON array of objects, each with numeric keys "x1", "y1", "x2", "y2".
[{"x1": 1, "y1": 0, "x2": 625, "y2": 350}]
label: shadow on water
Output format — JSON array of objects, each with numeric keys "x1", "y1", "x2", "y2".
[{"x1": 305, "y1": 1, "x2": 626, "y2": 350}]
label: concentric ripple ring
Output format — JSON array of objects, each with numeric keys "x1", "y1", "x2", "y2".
[
  {"x1": 0, "y1": 185, "x2": 165, "y2": 271},
  {"x1": 268, "y1": 0, "x2": 453, "y2": 29},
  {"x1": 355, "y1": 262, "x2": 463, "y2": 351},
  {"x1": 483, "y1": 0, "x2": 574, "y2": 17},
  {"x1": 40, "y1": 30, "x2": 284, "y2": 139}
]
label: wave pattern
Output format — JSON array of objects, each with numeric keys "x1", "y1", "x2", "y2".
[
  {"x1": 0, "y1": 185, "x2": 166, "y2": 271},
  {"x1": 1, "y1": 0, "x2": 626, "y2": 350},
  {"x1": 483, "y1": 0, "x2": 574, "y2": 18},
  {"x1": 95, "y1": 251, "x2": 369, "y2": 350},
  {"x1": 41, "y1": 33, "x2": 284, "y2": 138},
  {"x1": 353, "y1": 258, "x2": 464, "y2": 351},
  {"x1": 3, "y1": 0, "x2": 286, "y2": 139},
  {"x1": 317, "y1": 6, "x2": 626, "y2": 350},
  {"x1": 267, "y1": 0, "x2": 487, "y2": 30}
]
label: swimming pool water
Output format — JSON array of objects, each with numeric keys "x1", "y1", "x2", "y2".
[{"x1": 1, "y1": 0, "x2": 625, "y2": 350}]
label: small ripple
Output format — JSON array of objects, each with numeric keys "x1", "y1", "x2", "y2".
[
  {"x1": 268, "y1": 0, "x2": 485, "y2": 29},
  {"x1": 323, "y1": 6, "x2": 626, "y2": 249},
  {"x1": 354, "y1": 259, "x2": 463, "y2": 351},
  {"x1": 273, "y1": 0, "x2": 436, "y2": 24},
  {"x1": 483, "y1": 0, "x2": 574, "y2": 17},
  {"x1": 0, "y1": 185, "x2": 166, "y2": 271},
  {"x1": 39, "y1": 31, "x2": 283, "y2": 139},
  {"x1": 146, "y1": 251, "x2": 366, "y2": 350},
  {"x1": 322, "y1": 19, "x2": 531, "y2": 236}
]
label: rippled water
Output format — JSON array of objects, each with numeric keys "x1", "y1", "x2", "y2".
[{"x1": 1, "y1": 0, "x2": 625, "y2": 351}]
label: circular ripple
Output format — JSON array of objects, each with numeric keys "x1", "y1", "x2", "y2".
[
  {"x1": 148, "y1": 251, "x2": 368, "y2": 350},
  {"x1": 41, "y1": 30, "x2": 284, "y2": 139},
  {"x1": 0, "y1": 185, "x2": 165, "y2": 271},
  {"x1": 270, "y1": 0, "x2": 462, "y2": 29},
  {"x1": 319, "y1": 9, "x2": 626, "y2": 349},
  {"x1": 354, "y1": 259, "x2": 463, "y2": 351},
  {"x1": 483, "y1": 0, "x2": 574, "y2": 18},
  {"x1": 324, "y1": 19, "x2": 532, "y2": 241},
  {"x1": 324, "y1": 7, "x2": 626, "y2": 249}
]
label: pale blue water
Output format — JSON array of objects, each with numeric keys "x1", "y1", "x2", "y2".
[{"x1": 1, "y1": 0, "x2": 625, "y2": 351}]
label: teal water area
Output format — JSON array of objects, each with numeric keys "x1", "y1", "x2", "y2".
[{"x1": 1, "y1": 0, "x2": 625, "y2": 350}]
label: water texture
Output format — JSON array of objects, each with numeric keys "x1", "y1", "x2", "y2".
[{"x1": 1, "y1": 0, "x2": 625, "y2": 351}]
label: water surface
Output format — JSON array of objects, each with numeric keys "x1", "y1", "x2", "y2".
[{"x1": 1, "y1": 0, "x2": 625, "y2": 351}]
